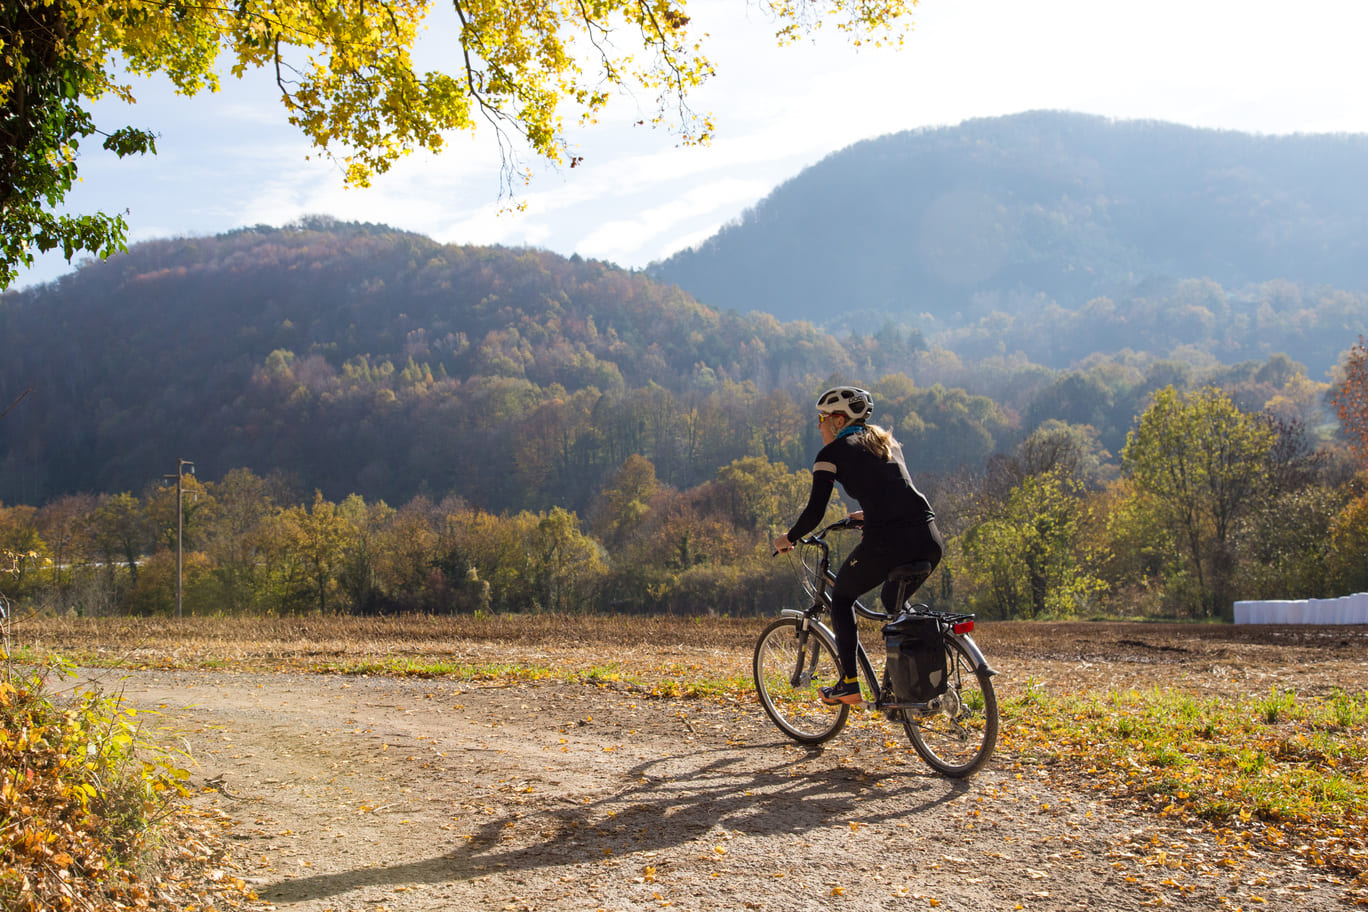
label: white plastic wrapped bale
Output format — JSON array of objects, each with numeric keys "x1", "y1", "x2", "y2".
[{"x1": 1234, "y1": 593, "x2": 1368, "y2": 624}]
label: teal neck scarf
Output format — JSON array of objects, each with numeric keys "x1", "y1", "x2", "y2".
[{"x1": 836, "y1": 424, "x2": 867, "y2": 440}]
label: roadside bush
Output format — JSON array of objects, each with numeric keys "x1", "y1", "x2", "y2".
[
  {"x1": 0, "y1": 654, "x2": 190, "y2": 911},
  {"x1": 662, "y1": 561, "x2": 794, "y2": 616},
  {"x1": 124, "y1": 550, "x2": 217, "y2": 616}
]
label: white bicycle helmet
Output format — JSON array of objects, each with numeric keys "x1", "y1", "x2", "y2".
[{"x1": 815, "y1": 385, "x2": 873, "y2": 421}]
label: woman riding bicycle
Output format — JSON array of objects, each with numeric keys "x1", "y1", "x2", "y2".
[{"x1": 772, "y1": 386, "x2": 944, "y2": 706}]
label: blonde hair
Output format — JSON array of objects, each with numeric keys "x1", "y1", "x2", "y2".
[{"x1": 854, "y1": 422, "x2": 895, "y2": 460}]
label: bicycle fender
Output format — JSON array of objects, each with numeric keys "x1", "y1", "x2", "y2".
[
  {"x1": 780, "y1": 609, "x2": 836, "y2": 638},
  {"x1": 954, "y1": 633, "x2": 998, "y2": 677}
]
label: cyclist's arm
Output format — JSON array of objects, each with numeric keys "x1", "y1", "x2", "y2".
[{"x1": 782, "y1": 469, "x2": 836, "y2": 546}]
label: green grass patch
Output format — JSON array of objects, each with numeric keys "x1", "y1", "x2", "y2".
[
  {"x1": 312, "y1": 655, "x2": 752, "y2": 703},
  {"x1": 999, "y1": 682, "x2": 1368, "y2": 876}
]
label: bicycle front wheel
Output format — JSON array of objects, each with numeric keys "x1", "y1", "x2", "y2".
[
  {"x1": 902, "y1": 635, "x2": 998, "y2": 778},
  {"x1": 753, "y1": 617, "x2": 849, "y2": 745}
]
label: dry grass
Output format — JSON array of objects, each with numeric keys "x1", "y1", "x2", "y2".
[
  {"x1": 12, "y1": 613, "x2": 1368, "y2": 696},
  {"x1": 10, "y1": 614, "x2": 763, "y2": 690}
]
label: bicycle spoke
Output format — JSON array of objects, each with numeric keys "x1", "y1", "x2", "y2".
[
  {"x1": 754, "y1": 617, "x2": 848, "y2": 745},
  {"x1": 902, "y1": 635, "x2": 998, "y2": 777}
]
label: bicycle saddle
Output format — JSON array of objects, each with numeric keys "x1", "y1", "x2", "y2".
[{"x1": 888, "y1": 561, "x2": 934, "y2": 583}]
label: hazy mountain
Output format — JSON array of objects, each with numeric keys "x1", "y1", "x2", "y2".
[{"x1": 649, "y1": 111, "x2": 1368, "y2": 333}]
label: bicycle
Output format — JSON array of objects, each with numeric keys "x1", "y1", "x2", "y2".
[{"x1": 753, "y1": 518, "x2": 999, "y2": 778}]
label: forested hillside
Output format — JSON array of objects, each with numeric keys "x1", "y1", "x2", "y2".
[
  {"x1": 651, "y1": 111, "x2": 1368, "y2": 375},
  {"x1": 0, "y1": 219, "x2": 922, "y2": 508},
  {"x1": 2, "y1": 220, "x2": 1365, "y2": 624},
  {"x1": 3, "y1": 219, "x2": 1360, "y2": 507}
]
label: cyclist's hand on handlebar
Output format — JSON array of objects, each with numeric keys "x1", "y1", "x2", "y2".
[{"x1": 771, "y1": 534, "x2": 794, "y2": 555}]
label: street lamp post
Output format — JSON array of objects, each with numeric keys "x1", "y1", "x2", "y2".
[{"x1": 164, "y1": 459, "x2": 194, "y2": 618}]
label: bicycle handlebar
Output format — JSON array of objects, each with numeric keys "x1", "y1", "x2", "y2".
[
  {"x1": 772, "y1": 516, "x2": 862, "y2": 556},
  {"x1": 799, "y1": 516, "x2": 862, "y2": 544}
]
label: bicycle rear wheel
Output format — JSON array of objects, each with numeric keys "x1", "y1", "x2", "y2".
[
  {"x1": 753, "y1": 617, "x2": 848, "y2": 744},
  {"x1": 902, "y1": 635, "x2": 998, "y2": 777}
]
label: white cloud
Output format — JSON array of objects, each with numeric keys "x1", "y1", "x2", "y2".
[{"x1": 575, "y1": 177, "x2": 776, "y2": 263}]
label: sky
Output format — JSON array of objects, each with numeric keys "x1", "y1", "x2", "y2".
[{"x1": 13, "y1": 0, "x2": 1368, "y2": 289}]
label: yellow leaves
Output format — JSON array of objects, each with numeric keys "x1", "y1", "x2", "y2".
[
  {"x1": 33, "y1": 0, "x2": 917, "y2": 198},
  {"x1": 1, "y1": 659, "x2": 201, "y2": 912}
]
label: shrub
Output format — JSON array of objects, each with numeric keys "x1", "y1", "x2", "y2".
[{"x1": 0, "y1": 654, "x2": 190, "y2": 911}]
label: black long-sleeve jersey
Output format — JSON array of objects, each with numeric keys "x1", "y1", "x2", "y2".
[{"x1": 785, "y1": 428, "x2": 935, "y2": 543}]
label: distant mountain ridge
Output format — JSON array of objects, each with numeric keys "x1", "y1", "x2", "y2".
[{"x1": 649, "y1": 111, "x2": 1368, "y2": 328}]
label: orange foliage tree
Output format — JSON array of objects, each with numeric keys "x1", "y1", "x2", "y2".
[{"x1": 1333, "y1": 336, "x2": 1368, "y2": 463}]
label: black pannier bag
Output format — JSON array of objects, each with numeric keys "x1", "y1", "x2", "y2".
[{"x1": 882, "y1": 614, "x2": 948, "y2": 703}]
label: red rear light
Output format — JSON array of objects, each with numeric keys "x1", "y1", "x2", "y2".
[{"x1": 953, "y1": 620, "x2": 975, "y2": 635}]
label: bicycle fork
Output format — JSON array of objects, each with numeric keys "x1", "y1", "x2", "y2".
[{"x1": 788, "y1": 618, "x2": 822, "y2": 688}]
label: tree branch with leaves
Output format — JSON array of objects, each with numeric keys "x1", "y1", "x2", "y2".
[{"x1": 0, "y1": 0, "x2": 918, "y2": 288}]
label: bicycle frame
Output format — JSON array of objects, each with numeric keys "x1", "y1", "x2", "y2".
[{"x1": 783, "y1": 520, "x2": 995, "y2": 713}]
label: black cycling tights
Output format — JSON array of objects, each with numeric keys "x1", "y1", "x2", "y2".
[{"x1": 829, "y1": 522, "x2": 943, "y2": 679}]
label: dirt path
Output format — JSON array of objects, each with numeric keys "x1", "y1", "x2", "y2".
[{"x1": 93, "y1": 665, "x2": 1346, "y2": 912}]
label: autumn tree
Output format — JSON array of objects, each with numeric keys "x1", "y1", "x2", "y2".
[
  {"x1": 1, "y1": 0, "x2": 157, "y2": 287},
  {"x1": 713, "y1": 455, "x2": 817, "y2": 536},
  {"x1": 86, "y1": 492, "x2": 150, "y2": 591},
  {"x1": 144, "y1": 470, "x2": 209, "y2": 553},
  {"x1": 369, "y1": 495, "x2": 444, "y2": 612},
  {"x1": 1121, "y1": 387, "x2": 1277, "y2": 619},
  {"x1": 200, "y1": 468, "x2": 289, "y2": 614},
  {"x1": 0, "y1": 0, "x2": 918, "y2": 288},
  {"x1": 524, "y1": 507, "x2": 608, "y2": 613},
  {"x1": 960, "y1": 469, "x2": 1106, "y2": 619},
  {"x1": 896, "y1": 384, "x2": 1013, "y2": 477},
  {"x1": 35, "y1": 493, "x2": 97, "y2": 610},
  {"x1": 271, "y1": 490, "x2": 357, "y2": 613},
  {"x1": 753, "y1": 391, "x2": 806, "y2": 467},
  {"x1": 0, "y1": 502, "x2": 43, "y2": 600},
  {"x1": 443, "y1": 505, "x2": 603, "y2": 612},
  {"x1": 1331, "y1": 336, "x2": 1368, "y2": 464},
  {"x1": 1327, "y1": 492, "x2": 1368, "y2": 595},
  {"x1": 589, "y1": 453, "x2": 662, "y2": 549},
  {"x1": 335, "y1": 494, "x2": 397, "y2": 614},
  {"x1": 984, "y1": 420, "x2": 1113, "y2": 499}
]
